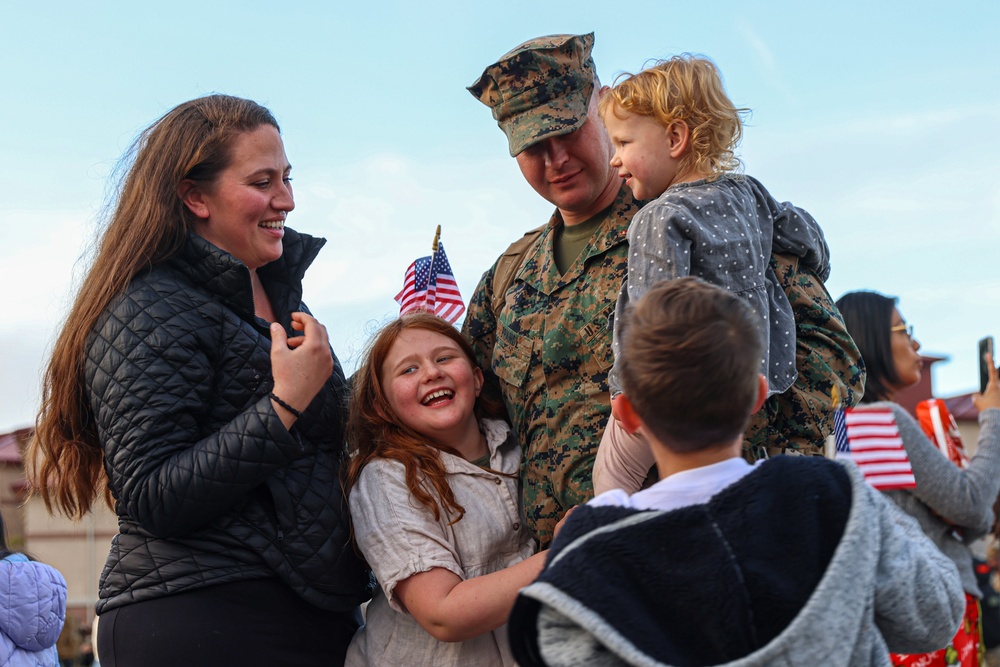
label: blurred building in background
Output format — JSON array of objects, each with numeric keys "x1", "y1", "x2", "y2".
[{"x1": 0, "y1": 428, "x2": 116, "y2": 628}]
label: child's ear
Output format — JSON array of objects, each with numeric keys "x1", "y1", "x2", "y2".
[
  {"x1": 666, "y1": 121, "x2": 691, "y2": 159},
  {"x1": 473, "y1": 368, "x2": 484, "y2": 397},
  {"x1": 614, "y1": 394, "x2": 645, "y2": 435},
  {"x1": 751, "y1": 374, "x2": 769, "y2": 414},
  {"x1": 178, "y1": 179, "x2": 210, "y2": 220}
]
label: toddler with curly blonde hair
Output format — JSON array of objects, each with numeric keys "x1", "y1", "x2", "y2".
[{"x1": 597, "y1": 54, "x2": 840, "y2": 478}]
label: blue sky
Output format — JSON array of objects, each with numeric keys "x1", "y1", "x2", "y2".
[{"x1": 1, "y1": 1, "x2": 998, "y2": 432}]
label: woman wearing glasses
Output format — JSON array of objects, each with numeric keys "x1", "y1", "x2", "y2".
[{"x1": 837, "y1": 290, "x2": 1000, "y2": 667}]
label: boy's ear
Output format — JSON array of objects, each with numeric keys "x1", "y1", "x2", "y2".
[
  {"x1": 752, "y1": 374, "x2": 768, "y2": 414},
  {"x1": 614, "y1": 394, "x2": 645, "y2": 435},
  {"x1": 666, "y1": 120, "x2": 691, "y2": 159},
  {"x1": 178, "y1": 179, "x2": 210, "y2": 220}
]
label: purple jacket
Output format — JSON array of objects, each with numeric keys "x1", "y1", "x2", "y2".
[{"x1": 0, "y1": 554, "x2": 66, "y2": 667}]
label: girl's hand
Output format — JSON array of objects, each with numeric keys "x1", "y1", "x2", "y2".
[
  {"x1": 552, "y1": 506, "x2": 576, "y2": 540},
  {"x1": 974, "y1": 352, "x2": 1000, "y2": 413},
  {"x1": 269, "y1": 312, "x2": 334, "y2": 425}
]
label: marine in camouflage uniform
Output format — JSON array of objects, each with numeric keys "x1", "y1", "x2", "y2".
[
  {"x1": 465, "y1": 33, "x2": 634, "y2": 546},
  {"x1": 466, "y1": 33, "x2": 866, "y2": 542},
  {"x1": 744, "y1": 252, "x2": 867, "y2": 460},
  {"x1": 463, "y1": 185, "x2": 640, "y2": 546}
]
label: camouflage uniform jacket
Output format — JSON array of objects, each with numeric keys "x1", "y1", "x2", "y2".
[{"x1": 463, "y1": 184, "x2": 641, "y2": 544}]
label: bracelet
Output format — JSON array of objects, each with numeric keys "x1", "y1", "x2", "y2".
[{"x1": 270, "y1": 392, "x2": 302, "y2": 419}]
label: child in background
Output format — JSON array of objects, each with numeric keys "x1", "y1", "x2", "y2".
[
  {"x1": 0, "y1": 510, "x2": 67, "y2": 666},
  {"x1": 509, "y1": 278, "x2": 964, "y2": 666},
  {"x1": 344, "y1": 312, "x2": 558, "y2": 667},
  {"x1": 595, "y1": 55, "x2": 844, "y2": 485}
]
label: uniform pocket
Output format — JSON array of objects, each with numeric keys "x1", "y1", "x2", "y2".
[
  {"x1": 582, "y1": 303, "x2": 615, "y2": 373},
  {"x1": 492, "y1": 322, "x2": 532, "y2": 388}
]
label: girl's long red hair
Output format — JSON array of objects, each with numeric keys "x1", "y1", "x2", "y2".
[{"x1": 345, "y1": 312, "x2": 506, "y2": 523}]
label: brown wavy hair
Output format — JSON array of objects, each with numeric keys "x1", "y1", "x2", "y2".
[
  {"x1": 345, "y1": 312, "x2": 507, "y2": 524},
  {"x1": 619, "y1": 277, "x2": 762, "y2": 452},
  {"x1": 599, "y1": 54, "x2": 750, "y2": 180},
  {"x1": 28, "y1": 95, "x2": 279, "y2": 519}
]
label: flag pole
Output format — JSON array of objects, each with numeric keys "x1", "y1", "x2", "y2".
[
  {"x1": 824, "y1": 385, "x2": 841, "y2": 459},
  {"x1": 425, "y1": 226, "x2": 442, "y2": 311}
]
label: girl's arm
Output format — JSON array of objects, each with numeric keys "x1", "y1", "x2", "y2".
[
  {"x1": 351, "y1": 458, "x2": 566, "y2": 643},
  {"x1": 608, "y1": 202, "x2": 692, "y2": 396},
  {"x1": 624, "y1": 202, "x2": 693, "y2": 294},
  {"x1": 749, "y1": 176, "x2": 831, "y2": 281},
  {"x1": 394, "y1": 553, "x2": 547, "y2": 643}
]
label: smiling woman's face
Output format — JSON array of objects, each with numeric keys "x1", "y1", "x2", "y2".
[
  {"x1": 889, "y1": 308, "x2": 923, "y2": 392},
  {"x1": 186, "y1": 125, "x2": 294, "y2": 270}
]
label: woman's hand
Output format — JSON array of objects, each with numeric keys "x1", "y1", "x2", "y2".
[
  {"x1": 269, "y1": 312, "x2": 334, "y2": 426},
  {"x1": 974, "y1": 352, "x2": 1000, "y2": 413}
]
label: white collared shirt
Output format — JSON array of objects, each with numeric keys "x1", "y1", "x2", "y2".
[{"x1": 590, "y1": 457, "x2": 760, "y2": 512}]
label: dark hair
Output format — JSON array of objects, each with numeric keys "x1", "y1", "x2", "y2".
[
  {"x1": 619, "y1": 277, "x2": 763, "y2": 452},
  {"x1": 345, "y1": 311, "x2": 507, "y2": 523},
  {"x1": 29, "y1": 95, "x2": 279, "y2": 519},
  {"x1": 834, "y1": 291, "x2": 900, "y2": 403}
]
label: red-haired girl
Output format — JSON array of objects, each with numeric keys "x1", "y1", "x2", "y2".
[{"x1": 345, "y1": 312, "x2": 555, "y2": 667}]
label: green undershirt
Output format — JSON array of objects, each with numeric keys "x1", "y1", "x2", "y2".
[{"x1": 553, "y1": 204, "x2": 613, "y2": 275}]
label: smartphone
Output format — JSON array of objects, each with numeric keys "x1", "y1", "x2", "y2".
[{"x1": 980, "y1": 336, "x2": 995, "y2": 393}]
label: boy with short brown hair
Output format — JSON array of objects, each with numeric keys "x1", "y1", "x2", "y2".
[{"x1": 510, "y1": 278, "x2": 963, "y2": 666}]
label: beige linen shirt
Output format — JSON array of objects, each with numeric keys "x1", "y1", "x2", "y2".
[{"x1": 345, "y1": 419, "x2": 535, "y2": 667}]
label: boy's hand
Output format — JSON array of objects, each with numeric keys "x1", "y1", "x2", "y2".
[{"x1": 552, "y1": 506, "x2": 577, "y2": 540}]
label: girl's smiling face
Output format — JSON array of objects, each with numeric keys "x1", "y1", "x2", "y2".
[
  {"x1": 604, "y1": 107, "x2": 682, "y2": 201},
  {"x1": 380, "y1": 328, "x2": 483, "y2": 446}
]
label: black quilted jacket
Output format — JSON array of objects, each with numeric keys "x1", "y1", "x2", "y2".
[{"x1": 86, "y1": 228, "x2": 371, "y2": 614}]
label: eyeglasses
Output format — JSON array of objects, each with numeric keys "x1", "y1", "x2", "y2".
[{"x1": 890, "y1": 323, "x2": 915, "y2": 339}]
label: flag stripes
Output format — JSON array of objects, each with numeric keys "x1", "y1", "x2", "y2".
[
  {"x1": 834, "y1": 406, "x2": 916, "y2": 490},
  {"x1": 394, "y1": 242, "x2": 465, "y2": 324}
]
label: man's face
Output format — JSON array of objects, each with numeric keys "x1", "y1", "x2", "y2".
[{"x1": 514, "y1": 96, "x2": 619, "y2": 224}]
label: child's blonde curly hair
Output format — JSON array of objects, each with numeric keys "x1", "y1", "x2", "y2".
[{"x1": 599, "y1": 55, "x2": 750, "y2": 179}]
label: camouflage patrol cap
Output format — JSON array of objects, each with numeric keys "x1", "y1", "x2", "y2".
[{"x1": 468, "y1": 33, "x2": 596, "y2": 157}]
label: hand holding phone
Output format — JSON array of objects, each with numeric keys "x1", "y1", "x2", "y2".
[{"x1": 980, "y1": 336, "x2": 995, "y2": 394}]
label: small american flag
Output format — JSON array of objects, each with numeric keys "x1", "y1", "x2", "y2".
[
  {"x1": 394, "y1": 242, "x2": 465, "y2": 324},
  {"x1": 834, "y1": 405, "x2": 916, "y2": 490}
]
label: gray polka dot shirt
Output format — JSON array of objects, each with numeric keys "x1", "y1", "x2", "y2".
[{"x1": 610, "y1": 174, "x2": 830, "y2": 397}]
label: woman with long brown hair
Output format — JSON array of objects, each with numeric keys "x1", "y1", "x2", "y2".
[
  {"x1": 345, "y1": 312, "x2": 560, "y2": 667},
  {"x1": 28, "y1": 94, "x2": 370, "y2": 666}
]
